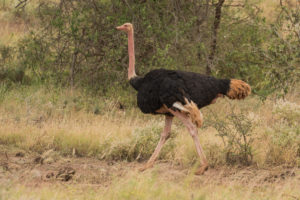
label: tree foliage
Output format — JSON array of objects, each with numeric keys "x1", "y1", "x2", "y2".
[{"x1": 1, "y1": 0, "x2": 299, "y2": 97}]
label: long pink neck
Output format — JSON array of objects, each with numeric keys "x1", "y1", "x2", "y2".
[{"x1": 127, "y1": 29, "x2": 136, "y2": 80}]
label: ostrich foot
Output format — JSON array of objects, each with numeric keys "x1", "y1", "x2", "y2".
[
  {"x1": 138, "y1": 163, "x2": 154, "y2": 172},
  {"x1": 195, "y1": 165, "x2": 209, "y2": 175}
]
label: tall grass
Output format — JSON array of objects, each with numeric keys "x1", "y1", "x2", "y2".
[{"x1": 0, "y1": 84, "x2": 299, "y2": 168}]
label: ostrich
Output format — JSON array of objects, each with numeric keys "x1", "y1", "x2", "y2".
[{"x1": 116, "y1": 23, "x2": 251, "y2": 175}]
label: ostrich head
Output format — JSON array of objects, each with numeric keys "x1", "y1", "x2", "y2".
[{"x1": 116, "y1": 23, "x2": 133, "y2": 33}]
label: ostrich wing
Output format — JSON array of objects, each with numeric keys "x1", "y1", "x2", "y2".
[{"x1": 158, "y1": 77, "x2": 191, "y2": 109}]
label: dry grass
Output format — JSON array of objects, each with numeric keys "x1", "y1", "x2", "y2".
[
  {"x1": 1, "y1": 178, "x2": 299, "y2": 200},
  {"x1": 0, "y1": 0, "x2": 51, "y2": 45},
  {"x1": 0, "y1": 20, "x2": 27, "y2": 45},
  {"x1": 259, "y1": 0, "x2": 280, "y2": 21},
  {"x1": 0, "y1": 85, "x2": 299, "y2": 167},
  {"x1": 0, "y1": 163, "x2": 299, "y2": 200}
]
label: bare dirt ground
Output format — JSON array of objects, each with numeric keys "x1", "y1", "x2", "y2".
[{"x1": 0, "y1": 145, "x2": 299, "y2": 191}]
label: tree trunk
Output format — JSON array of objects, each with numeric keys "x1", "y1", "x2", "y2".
[
  {"x1": 206, "y1": 0, "x2": 225, "y2": 75},
  {"x1": 70, "y1": 50, "x2": 78, "y2": 90}
]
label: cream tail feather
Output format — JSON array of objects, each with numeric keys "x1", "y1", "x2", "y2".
[
  {"x1": 172, "y1": 98, "x2": 203, "y2": 128},
  {"x1": 173, "y1": 102, "x2": 189, "y2": 112}
]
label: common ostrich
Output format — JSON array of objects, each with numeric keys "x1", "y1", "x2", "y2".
[{"x1": 116, "y1": 23, "x2": 251, "y2": 175}]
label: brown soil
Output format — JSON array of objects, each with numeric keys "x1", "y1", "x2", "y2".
[{"x1": 0, "y1": 145, "x2": 299, "y2": 188}]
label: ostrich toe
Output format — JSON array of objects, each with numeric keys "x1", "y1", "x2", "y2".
[
  {"x1": 195, "y1": 165, "x2": 209, "y2": 175},
  {"x1": 138, "y1": 163, "x2": 154, "y2": 172}
]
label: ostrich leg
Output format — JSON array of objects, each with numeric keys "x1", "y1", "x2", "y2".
[
  {"x1": 139, "y1": 115, "x2": 173, "y2": 171},
  {"x1": 186, "y1": 122, "x2": 209, "y2": 175},
  {"x1": 167, "y1": 108, "x2": 208, "y2": 175}
]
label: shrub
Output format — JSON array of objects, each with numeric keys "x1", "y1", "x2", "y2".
[{"x1": 205, "y1": 109, "x2": 254, "y2": 165}]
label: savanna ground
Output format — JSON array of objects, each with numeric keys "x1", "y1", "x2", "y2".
[{"x1": 0, "y1": 0, "x2": 300, "y2": 199}]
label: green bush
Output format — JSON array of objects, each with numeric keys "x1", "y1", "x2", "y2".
[{"x1": 205, "y1": 109, "x2": 254, "y2": 165}]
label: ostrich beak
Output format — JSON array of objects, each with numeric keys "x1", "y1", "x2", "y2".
[{"x1": 116, "y1": 26, "x2": 123, "y2": 30}]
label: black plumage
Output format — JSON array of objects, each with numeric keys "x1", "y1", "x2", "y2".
[{"x1": 129, "y1": 68, "x2": 231, "y2": 115}]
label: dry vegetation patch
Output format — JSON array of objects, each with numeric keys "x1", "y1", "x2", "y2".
[
  {"x1": 0, "y1": 145, "x2": 299, "y2": 200},
  {"x1": 0, "y1": 86, "x2": 299, "y2": 169}
]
